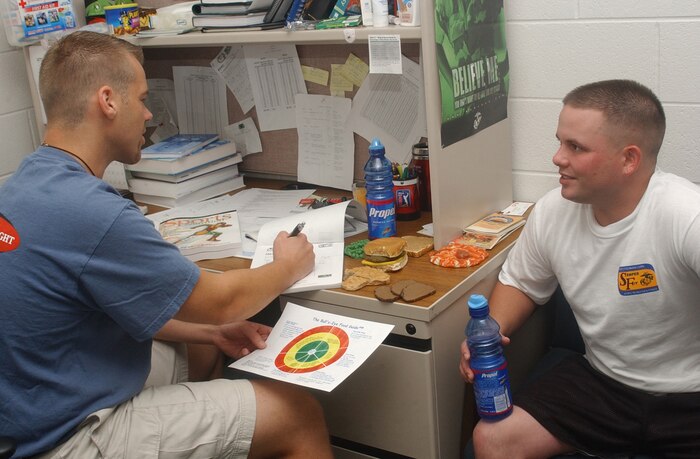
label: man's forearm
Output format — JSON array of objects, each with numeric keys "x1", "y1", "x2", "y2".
[
  {"x1": 156, "y1": 319, "x2": 217, "y2": 344},
  {"x1": 488, "y1": 281, "x2": 538, "y2": 337}
]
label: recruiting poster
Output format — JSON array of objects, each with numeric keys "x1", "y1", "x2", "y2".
[{"x1": 435, "y1": 0, "x2": 509, "y2": 147}]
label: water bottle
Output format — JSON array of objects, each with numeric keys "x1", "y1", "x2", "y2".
[
  {"x1": 364, "y1": 138, "x2": 396, "y2": 239},
  {"x1": 466, "y1": 294, "x2": 513, "y2": 421}
]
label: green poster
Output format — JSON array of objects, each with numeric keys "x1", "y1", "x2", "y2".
[{"x1": 435, "y1": 0, "x2": 509, "y2": 147}]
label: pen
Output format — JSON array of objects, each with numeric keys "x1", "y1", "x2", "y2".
[
  {"x1": 289, "y1": 222, "x2": 305, "y2": 237},
  {"x1": 245, "y1": 233, "x2": 257, "y2": 242}
]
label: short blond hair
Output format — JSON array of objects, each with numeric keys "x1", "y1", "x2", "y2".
[{"x1": 39, "y1": 31, "x2": 144, "y2": 126}]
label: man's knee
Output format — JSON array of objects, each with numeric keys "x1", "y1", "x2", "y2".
[
  {"x1": 248, "y1": 380, "x2": 332, "y2": 458},
  {"x1": 472, "y1": 420, "x2": 503, "y2": 458},
  {"x1": 472, "y1": 416, "x2": 523, "y2": 459},
  {"x1": 472, "y1": 407, "x2": 573, "y2": 459},
  {"x1": 252, "y1": 379, "x2": 325, "y2": 425}
]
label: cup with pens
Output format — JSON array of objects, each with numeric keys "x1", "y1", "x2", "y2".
[{"x1": 392, "y1": 162, "x2": 420, "y2": 221}]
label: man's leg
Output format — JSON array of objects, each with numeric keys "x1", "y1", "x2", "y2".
[
  {"x1": 248, "y1": 379, "x2": 333, "y2": 459},
  {"x1": 160, "y1": 340, "x2": 333, "y2": 458},
  {"x1": 182, "y1": 340, "x2": 333, "y2": 457},
  {"x1": 472, "y1": 406, "x2": 574, "y2": 459},
  {"x1": 38, "y1": 341, "x2": 332, "y2": 459},
  {"x1": 187, "y1": 343, "x2": 224, "y2": 381}
]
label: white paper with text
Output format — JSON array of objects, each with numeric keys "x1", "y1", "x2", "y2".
[{"x1": 230, "y1": 302, "x2": 394, "y2": 391}]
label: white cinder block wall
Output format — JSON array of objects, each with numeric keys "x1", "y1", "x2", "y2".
[
  {"x1": 0, "y1": 26, "x2": 39, "y2": 185},
  {"x1": 1, "y1": 2, "x2": 698, "y2": 198},
  {"x1": 505, "y1": 0, "x2": 700, "y2": 202}
]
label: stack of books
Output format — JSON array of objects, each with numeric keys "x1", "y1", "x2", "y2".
[
  {"x1": 459, "y1": 212, "x2": 526, "y2": 250},
  {"x1": 191, "y1": 0, "x2": 293, "y2": 30},
  {"x1": 127, "y1": 134, "x2": 245, "y2": 208}
]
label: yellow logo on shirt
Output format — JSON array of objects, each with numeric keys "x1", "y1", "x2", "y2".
[{"x1": 618, "y1": 264, "x2": 658, "y2": 296}]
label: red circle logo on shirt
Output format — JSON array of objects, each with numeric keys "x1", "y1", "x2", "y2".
[{"x1": 0, "y1": 214, "x2": 20, "y2": 252}]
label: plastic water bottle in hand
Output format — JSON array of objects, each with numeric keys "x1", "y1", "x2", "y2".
[{"x1": 466, "y1": 293, "x2": 513, "y2": 421}]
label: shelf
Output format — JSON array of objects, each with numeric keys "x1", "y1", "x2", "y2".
[{"x1": 124, "y1": 25, "x2": 422, "y2": 48}]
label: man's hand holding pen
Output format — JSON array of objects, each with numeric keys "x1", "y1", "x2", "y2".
[
  {"x1": 271, "y1": 222, "x2": 314, "y2": 282},
  {"x1": 289, "y1": 222, "x2": 305, "y2": 237}
]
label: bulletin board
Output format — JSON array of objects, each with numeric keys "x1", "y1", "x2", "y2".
[{"x1": 142, "y1": 42, "x2": 421, "y2": 184}]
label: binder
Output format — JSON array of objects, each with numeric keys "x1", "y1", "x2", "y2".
[
  {"x1": 263, "y1": 0, "x2": 295, "y2": 23},
  {"x1": 302, "y1": 0, "x2": 335, "y2": 20}
]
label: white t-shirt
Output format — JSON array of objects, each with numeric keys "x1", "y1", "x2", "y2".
[{"x1": 500, "y1": 170, "x2": 700, "y2": 393}]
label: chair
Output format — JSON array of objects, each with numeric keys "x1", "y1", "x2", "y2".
[{"x1": 0, "y1": 436, "x2": 16, "y2": 459}]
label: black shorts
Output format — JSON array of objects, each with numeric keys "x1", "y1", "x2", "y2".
[{"x1": 515, "y1": 354, "x2": 700, "y2": 459}]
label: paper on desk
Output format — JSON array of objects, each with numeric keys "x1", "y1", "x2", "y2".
[
  {"x1": 230, "y1": 302, "x2": 394, "y2": 392},
  {"x1": 244, "y1": 43, "x2": 307, "y2": 132},
  {"x1": 348, "y1": 55, "x2": 427, "y2": 163},
  {"x1": 250, "y1": 200, "x2": 367, "y2": 293},
  {"x1": 418, "y1": 222, "x2": 433, "y2": 237},
  {"x1": 211, "y1": 45, "x2": 255, "y2": 115},
  {"x1": 173, "y1": 66, "x2": 229, "y2": 135},
  {"x1": 146, "y1": 194, "x2": 239, "y2": 225},
  {"x1": 295, "y1": 94, "x2": 354, "y2": 191},
  {"x1": 501, "y1": 201, "x2": 534, "y2": 216},
  {"x1": 234, "y1": 188, "x2": 316, "y2": 257}
]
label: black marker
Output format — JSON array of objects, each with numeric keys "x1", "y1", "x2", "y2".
[{"x1": 289, "y1": 222, "x2": 305, "y2": 237}]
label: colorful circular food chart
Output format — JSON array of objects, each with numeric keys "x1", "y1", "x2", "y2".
[{"x1": 274, "y1": 326, "x2": 349, "y2": 373}]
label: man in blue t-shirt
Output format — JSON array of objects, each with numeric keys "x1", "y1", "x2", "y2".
[{"x1": 0, "y1": 31, "x2": 333, "y2": 459}]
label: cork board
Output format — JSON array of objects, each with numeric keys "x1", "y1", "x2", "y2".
[{"x1": 143, "y1": 42, "x2": 421, "y2": 185}]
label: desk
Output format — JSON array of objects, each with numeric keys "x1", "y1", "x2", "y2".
[{"x1": 193, "y1": 179, "x2": 520, "y2": 459}]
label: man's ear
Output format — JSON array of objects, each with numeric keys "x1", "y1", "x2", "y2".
[
  {"x1": 622, "y1": 145, "x2": 642, "y2": 176},
  {"x1": 97, "y1": 85, "x2": 118, "y2": 120}
]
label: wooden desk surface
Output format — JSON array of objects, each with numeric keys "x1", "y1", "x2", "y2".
[{"x1": 188, "y1": 177, "x2": 521, "y2": 310}]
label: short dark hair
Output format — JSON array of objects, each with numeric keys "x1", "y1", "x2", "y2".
[
  {"x1": 563, "y1": 79, "x2": 666, "y2": 158},
  {"x1": 39, "y1": 31, "x2": 144, "y2": 126}
]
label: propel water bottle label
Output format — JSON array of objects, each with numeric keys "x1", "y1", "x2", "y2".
[
  {"x1": 472, "y1": 362, "x2": 513, "y2": 418},
  {"x1": 367, "y1": 197, "x2": 396, "y2": 239}
]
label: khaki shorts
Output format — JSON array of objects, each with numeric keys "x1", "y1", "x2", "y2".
[{"x1": 37, "y1": 341, "x2": 256, "y2": 459}]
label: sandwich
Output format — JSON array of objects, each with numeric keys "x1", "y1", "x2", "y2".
[
  {"x1": 401, "y1": 235, "x2": 434, "y2": 257},
  {"x1": 361, "y1": 237, "x2": 408, "y2": 272}
]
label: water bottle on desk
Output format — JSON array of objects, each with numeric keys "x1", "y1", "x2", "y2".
[
  {"x1": 466, "y1": 294, "x2": 513, "y2": 421},
  {"x1": 364, "y1": 138, "x2": 396, "y2": 239}
]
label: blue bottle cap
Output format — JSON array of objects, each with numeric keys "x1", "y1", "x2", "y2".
[
  {"x1": 369, "y1": 138, "x2": 385, "y2": 155},
  {"x1": 468, "y1": 294, "x2": 489, "y2": 317}
]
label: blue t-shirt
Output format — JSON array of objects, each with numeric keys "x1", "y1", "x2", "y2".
[{"x1": 0, "y1": 147, "x2": 200, "y2": 457}]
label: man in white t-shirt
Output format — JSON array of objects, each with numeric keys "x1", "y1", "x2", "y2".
[{"x1": 460, "y1": 80, "x2": 700, "y2": 458}]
